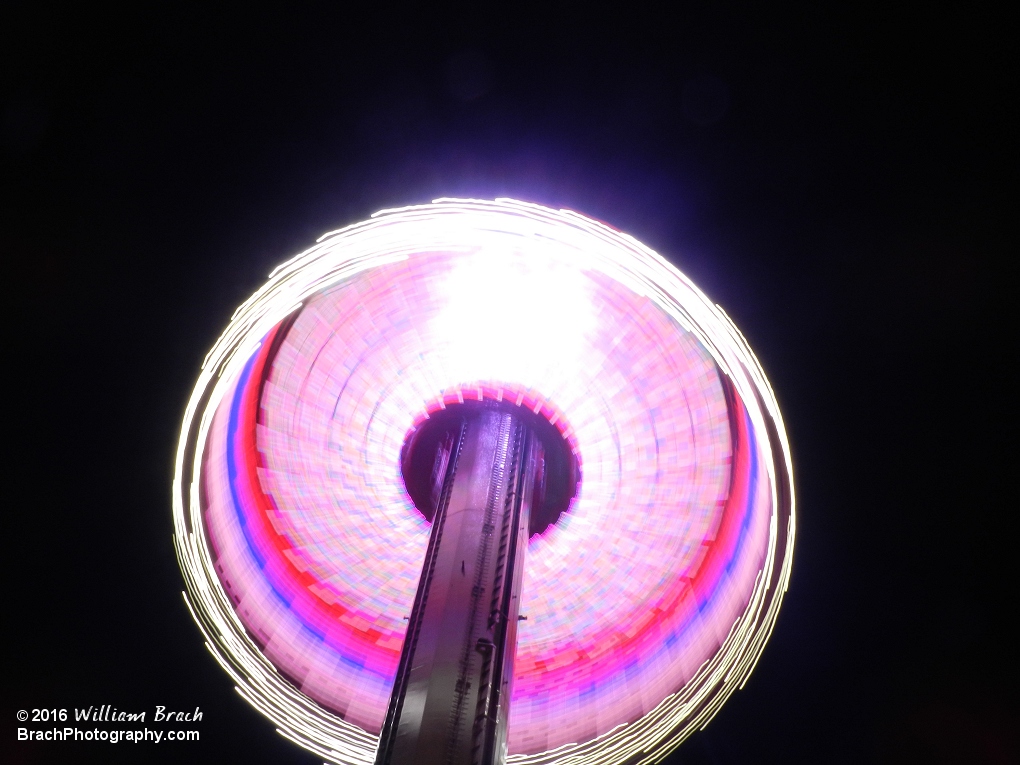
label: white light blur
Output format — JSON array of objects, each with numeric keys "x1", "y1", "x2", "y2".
[{"x1": 431, "y1": 247, "x2": 597, "y2": 389}]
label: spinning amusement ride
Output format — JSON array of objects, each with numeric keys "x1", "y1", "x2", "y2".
[{"x1": 173, "y1": 199, "x2": 795, "y2": 765}]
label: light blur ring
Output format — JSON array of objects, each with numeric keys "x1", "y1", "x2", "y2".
[{"x1": 172, "y1": 198, "x2": 795, "y2": 765}]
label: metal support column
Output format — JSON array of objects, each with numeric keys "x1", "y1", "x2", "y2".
[{"x1": 376, "y1": 405, "x2": 536, "y2": 765}]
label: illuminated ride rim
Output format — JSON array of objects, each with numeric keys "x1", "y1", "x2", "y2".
[{"x1": 173, "y1": 198, "x2": 795, "y2": 765}]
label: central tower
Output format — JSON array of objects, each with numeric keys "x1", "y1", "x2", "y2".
[{"x1": 377, "y1": 405, "x2": 539, "y2": 765}]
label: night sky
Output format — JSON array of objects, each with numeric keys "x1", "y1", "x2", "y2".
[{"x1": 3, "y1": 3, "x2": 1012, "y2": 764}]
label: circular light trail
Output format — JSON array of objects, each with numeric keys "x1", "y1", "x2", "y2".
[{"x1": 173, "y1": 198, "x2": 795, "y2": 765}]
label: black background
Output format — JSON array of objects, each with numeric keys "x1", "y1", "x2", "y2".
[{"x1": 3, "y1": 2, "x2": 1012, "y2": 764}]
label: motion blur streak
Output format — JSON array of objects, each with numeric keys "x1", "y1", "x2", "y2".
[{"x1": 173, "y1": 199, "x2": 795, "y2": 765}]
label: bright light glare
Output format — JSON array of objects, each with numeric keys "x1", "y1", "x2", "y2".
[{"x1": 432, "y1": 248, "x2": 596, "y2": 388}]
